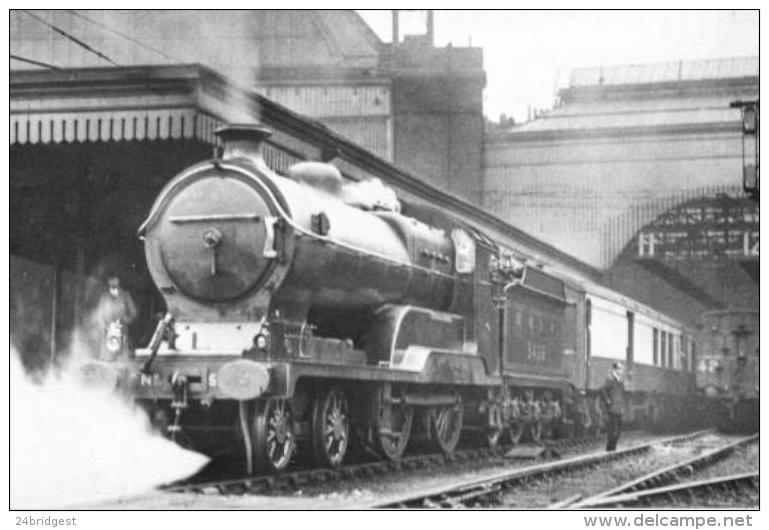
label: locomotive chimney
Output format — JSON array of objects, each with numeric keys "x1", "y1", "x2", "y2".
[{"x1": 214, "y1": 124, "x2": 272, "y2": 165}]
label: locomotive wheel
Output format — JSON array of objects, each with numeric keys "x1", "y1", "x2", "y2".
[
  {"x1": 542, "y1": 421, "x2": 555, "y2": 441},
  {"x1": 485, "y1": 399, "x2": 504, "y2": 448},
  {"x1": 373, "y1": 385, "x2": 414, "y2": 461},
  {"x1": 252, "y1": 398, "x2": 295, "y2": 473},
  {"x1": 427, "y1": 398, "x2": 463, "y2": 454},
  {"x1": 529, "y1": 420, "x2": 543, "y2": 443},
  {"x1": 311, "y1": 386, "x2": 350, "y2": 468},
  {"x1": 507, "y1": 423, "x2": 524, "y2": 445},
  {"x1": 486, "y1": 427, "x2": 504, "y2": 448}
]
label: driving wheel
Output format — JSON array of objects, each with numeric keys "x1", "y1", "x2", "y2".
[
  {"x1": 373, "y1": 384, "x2": 413, "y2": 461},
  {"x1": 311, "y1": 386, "x2": 350, "y2": 467},
  {"x1": 252, "y1": 398, "x2": 295, "y2": 473},
  {"x1": 428, "y1": 397, "x2": 463, "y2": 454}
]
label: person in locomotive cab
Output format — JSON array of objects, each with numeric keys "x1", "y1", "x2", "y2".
[
  {"x1": 95, "y1": 276, "x2": 137, "y2": 358},
  {"x1": 601, "y1": 362, "x2": 627, "y2": 451}
]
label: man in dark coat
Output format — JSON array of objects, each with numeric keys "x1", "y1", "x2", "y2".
[
  {"x1": 601, "y1": 362, "x2": 627, "y2": 451},
  {"x1": 93, "y1": 275, "x2": 137, "y2": 357},
  {"x1": 96, "y1": 276, "x2": 137, "y2": 330}
]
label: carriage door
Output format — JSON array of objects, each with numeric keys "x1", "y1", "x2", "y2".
[
  {"x1": 585, "y1": 298, "x2": 592, "y2": 389},
  {"x1": 626, "y1": 311, "x2": 635, "y2": 375}
]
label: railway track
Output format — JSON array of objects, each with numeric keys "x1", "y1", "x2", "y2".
[
  {"x1": 563, "y1": 433, "x2": 759, "y2": 508},
  {"x1": 164, "y1": 432, "x2": 609, "y2": 496},
  {"x1": 574, "y1": 472, "x2": 759, "y2": 508},
  {"x1": 371, "y1": 430, "x2": 711, "y2": 508}
]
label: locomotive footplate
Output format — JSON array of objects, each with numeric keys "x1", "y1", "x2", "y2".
[{"x1": 116, "y1": 349, "x2": 503, "y2": 404}]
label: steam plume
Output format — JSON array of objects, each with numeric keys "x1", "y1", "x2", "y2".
[{"x1": 10, "y1": 349, "x2": 208, "y2": 509}]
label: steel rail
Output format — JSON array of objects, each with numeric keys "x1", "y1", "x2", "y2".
[
  {"x1": 370, "y1": 430, "x2": 711, "y2": 509},
  {"x1": 167, "y1": 446, "x2": 504, "y2": 496},
  {"x1": 574, "y1": 472, "x2": 759, "y2": 508},
  {"x1": 164, "y1": 433, "x2": 609, "y2": 496},
  {"x1": 566, "y1": 433, "x2": 759, "y2": 509}
]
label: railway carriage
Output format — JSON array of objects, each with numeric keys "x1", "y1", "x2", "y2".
[
  {"x1": 79, "y1": 123, "x2": 709, "y2": 473},
  {"x1": 565, "y1": 285, "x2": 700, "y2": 433}
]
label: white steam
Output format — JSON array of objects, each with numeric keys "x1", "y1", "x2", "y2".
[
  {"x1": 10, "y1": 350, "x2": 209, "y2": 509},
  {"x1": 342, "y1": 178, "x2": 401, "y2": 212}
]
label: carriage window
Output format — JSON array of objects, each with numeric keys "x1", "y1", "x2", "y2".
[
  {"x1": 681, "y1": 336, "x2": 688, "y2": 372},
  {"x1": 653, "y1": 328, "x2": 659, "y2": 365},
  {"x1": 688, "y1": 340, "x2": 695, "y2": 372},
  {"x1": 668, "y1": 333, "x2": 675, "y2": 369},
  {"x1": 691, "y1": 341, "x2": 696, "y2": 371},
  {"x1": 660, "y1": 331, "x2": 666, "y2": 367}
]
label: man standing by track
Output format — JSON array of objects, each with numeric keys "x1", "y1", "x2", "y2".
[{"x1": 601, "y1": 362, "x2": 627, "y2": 451}]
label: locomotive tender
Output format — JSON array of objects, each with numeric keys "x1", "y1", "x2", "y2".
[{"x1": 80, "y1": 124, "x2": 703, "y2": 473}]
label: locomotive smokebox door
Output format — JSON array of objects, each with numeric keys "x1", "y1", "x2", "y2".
[{"x1": 156, "y1": 174, "x2": 282, "y2": 303}]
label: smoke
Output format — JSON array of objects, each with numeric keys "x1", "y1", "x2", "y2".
[
  {"x1": 342, "y1": 178, "x2": 401, "y2": 212},
  {"x1": 10, "y1": 348, "x2": 209, "y2": 509}
]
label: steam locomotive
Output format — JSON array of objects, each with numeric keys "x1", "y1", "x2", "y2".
[{"x1": 79, "y1": 124, "x2": 706, "y2": 473}]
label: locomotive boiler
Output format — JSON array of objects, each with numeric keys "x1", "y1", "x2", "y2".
[{"x1": 139, "y1": 124, "x2": 471, "y2": 358}]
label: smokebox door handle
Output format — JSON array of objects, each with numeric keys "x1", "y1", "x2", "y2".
[{"x1": 263, "y1": 216, "x2": 279, "y2": 258}]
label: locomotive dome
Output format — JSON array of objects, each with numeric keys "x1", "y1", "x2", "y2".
[{"x1": 287, "y1": 161, "x2": 343, "y2": 194}]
